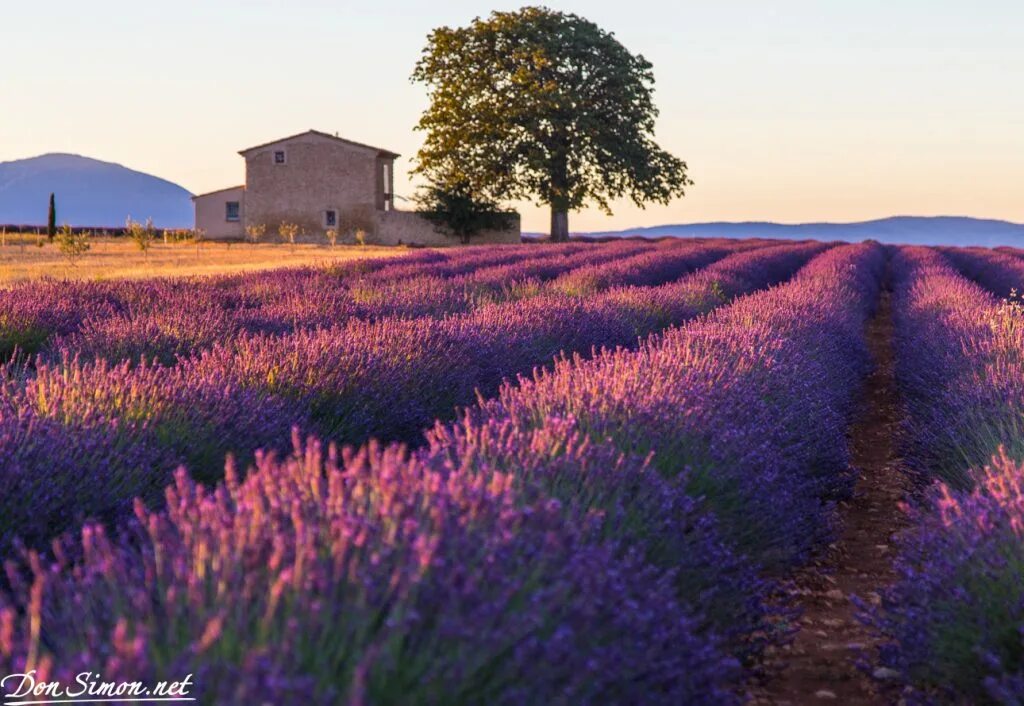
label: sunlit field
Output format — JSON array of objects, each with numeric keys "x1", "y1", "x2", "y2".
[
  {"x1": 0, "y1": 233, "x2": 405, "y2": 283},
  {"x1": 1, "y1": 238, "x2": 1024, "y2": 704}
]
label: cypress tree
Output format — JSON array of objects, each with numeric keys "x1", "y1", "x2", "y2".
[{"x1": 47, "y1": 193, "x2": 56, "y2": 241}]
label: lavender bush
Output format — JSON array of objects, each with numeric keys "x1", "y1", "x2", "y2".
[
  {"x1": 474, "y1": 242, "x2": 882, "y2": 570},
  {"x1": 0, "y1": 239, "x2": 899, "y2": 703},
  {"x1": 867, "y1": 245, "x2": 1024, "y2": 702},
  {"x1": 0, "y1": 434, "x2": 740, "y2": 705},
  {"x1": 187, "y1": 242, "x2": 822, "y2": 448},
  {"x1": 866, "y1": 452, "x2": 1024, "y2": 704}
]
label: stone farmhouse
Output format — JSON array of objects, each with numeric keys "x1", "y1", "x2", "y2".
[{"x1": 193, "y1": 130, "x2": 520, "y2": 245}]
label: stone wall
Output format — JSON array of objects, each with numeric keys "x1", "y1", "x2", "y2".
[
  {"x1": 196, "y1": 131, "x2": 520, "y2": 246},
  {"x1": 243, "y1": 134, "x2": 384, "y2": 234},
  {"x1": 193, "y1": 186, "x2": 245, "y2": 239},
  {"x1": 371, "y1": 209, "x2": 521, "y2": 246}
]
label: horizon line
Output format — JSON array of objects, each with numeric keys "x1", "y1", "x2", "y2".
[{"x1": 551, "y1": 214, "x2": 1024, "y2": 234}]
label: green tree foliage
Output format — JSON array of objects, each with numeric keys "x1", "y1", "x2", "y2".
[
  {"x1": 278, "y1": 222, "x2": 300, "y2": 252},
  {"x1": 126, "y1": 217, "x2": 155, "y2": 259},
  {"x1": 245, "y1": 223, "x2": 266, "y2": 244},
  {"x1": 416, "y1": 182, "x2": 516, "y2": 243},
  {"x1": 47, "y1": 193, "x2": 56, "y2": 242},
  {"x1": 56, "y1": 224, "x2": 90, "y2": 267},
  {"x1": 411, "y1": 6, "x2": 692, "y2": 242}
]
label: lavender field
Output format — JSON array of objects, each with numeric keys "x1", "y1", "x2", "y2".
[{"x1": 1, "y1": 239, "x2": 1022, "y2": 704}]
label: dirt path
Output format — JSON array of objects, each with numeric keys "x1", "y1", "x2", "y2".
[{"x1": 753, "y1": 286, "x2": 910, "y2": 705}]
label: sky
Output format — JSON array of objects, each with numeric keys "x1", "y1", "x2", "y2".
[{"x1": 2, "y1": 0, "x2": 1023, "y2": 232}]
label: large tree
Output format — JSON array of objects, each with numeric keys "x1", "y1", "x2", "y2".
[{"x1": 411, "y1": 6, "x2": 692, "y2": 242}]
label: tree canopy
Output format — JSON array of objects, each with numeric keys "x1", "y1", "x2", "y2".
[
  {"x1": 415, "y1": 181, "x2": 517, "y2": 244},
  {"x1": 412, "y1": 6, "x2": 692, "y2": 241}
]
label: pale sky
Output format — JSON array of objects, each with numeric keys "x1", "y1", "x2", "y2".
[{"x1": 3, "y1": 1, "x2": 1022, "y2": 232}]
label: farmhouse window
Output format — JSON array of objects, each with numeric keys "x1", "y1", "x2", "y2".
[
  {"x1": 324, "y1": 210, "x2": 338, "y2": 228},
  {"x1": 225, "y1": 201, "x2": 240, "y2": 222},
  {"x1": 273, "y1": 150, "x2": 286, "y2": 164}
]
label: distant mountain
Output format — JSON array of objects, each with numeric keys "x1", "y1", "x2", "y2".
[
  {"x1": 0, "y1": 153, "x2": 193, "y2": 228},
  {"x1": 565, "y1": 216, "x2": 1024, "y2": 248}
]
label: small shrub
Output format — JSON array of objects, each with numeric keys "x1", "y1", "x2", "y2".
[
  {"x1": 127, "y1": 217, "x2": 156, "y2": 258},
  {"x1": 334, "y1": 210, "x2": 376, "y2": 245},
  {"x1": 56, "y1": 224, "x2": 90, "y2": 267},
  {"x1": 246, "y1": 223, "x2": 266, "y2": 244},
  {"x1": 161, "y1": 228, "x2": 193, "y2": 244},
  {"x1": 278, "y1": 222, "x2": 300, "y2": 251},
  {"x1": 416, "y1": 181, "x2": 515, "y2": 243}
]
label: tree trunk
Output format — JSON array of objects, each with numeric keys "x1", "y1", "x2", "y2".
[
  {"x1": 550, "y1": 208, "x2": 569, "y2": 242},
  {"x1": 549, "y1": 139, "x2": 571, "y2": 242}
]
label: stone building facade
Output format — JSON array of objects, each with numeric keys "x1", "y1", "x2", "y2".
[{"x1": 192, "y1": 130, "x2": 520, "y2": 246}]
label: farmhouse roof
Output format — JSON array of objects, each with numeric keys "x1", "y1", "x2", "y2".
[
  {"x1": 238, "y1": 130, "x2": 401, "y2": 159},
  {"x1": 191, "y1": 185, "x2": 245, "y2": 201}
]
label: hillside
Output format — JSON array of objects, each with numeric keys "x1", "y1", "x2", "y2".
[
  {"x1": 575, "y1": 216, "x2": 1024, "y2": 247},
  {"x1": 0, "y1": 153, "x2": 194, "y2": 228}
]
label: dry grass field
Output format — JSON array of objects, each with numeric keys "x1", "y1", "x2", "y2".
[{"x1": 0, "y1": 233, "x2": 406, "y2": 284}]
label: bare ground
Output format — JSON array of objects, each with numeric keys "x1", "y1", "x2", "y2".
[
  {"x1": 753, "y1": 287, "x2": 911, "y2": 705},
  {"x1": 0, "y1": 236, "x2": 405, "y2": 284}
]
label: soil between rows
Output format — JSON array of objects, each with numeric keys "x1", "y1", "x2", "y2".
[{"x1": 754, "y1": 284, "x2": 911, "y2": 705}]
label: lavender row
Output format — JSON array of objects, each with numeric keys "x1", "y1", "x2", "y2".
[
  {"x1": 448, "y1": 238, "x2": 654, "y2": 291},
  {"x1": 888, "y1": 247, "x2": 1012, "y2": 485},
  {"x1": 1, "y1": 241, "x2": 693, "y2": 364},
  {"x1": 472, "y1": 242, "x2": 884, "y2": 572},
  {"x1": 862, "y1": 246, "x2": 1024, "y2": 703},
  {"x1": 325, "y1": 238, "x2": 740, "y2": 327},
  {"x1": 0, "y1": 242, "x2": 815, "y2": 553},
  {"x1": 187, "y1": 242, "x2": 823, "y2": 447},
  {"x1": 0, "y1": 244, "x2": 585, "y2": 361},
  {"x1": 5, "y1": 245, "x2": 710, "y2": 551},
  {"x1": 50, "y1": 240, "x2": 733, "y2": 366},
  {"x1": 424, "y1": 241, "x2": 885, "y2": 670},
  {"x1": 0, "y1": 434, "x2": 740, "y2": 704},
  {"x1": 942, "y1": 245, "x2": 1024, "y2": 299},
  {"x1": 544, "y1": 238, "x2": 761, "y2": 295},
  {"x1": 419, "y1": 242, "x2": 884, "y2": 655},
  {"x1": 0, "y1": 242, "x2": 877, "y2": 703},
  {"x1": 346, "y1": 240, "x2": 588, "y2": 282},
  {"x1": 325, "y1": 241, "x2": 586, "y2": 283},
  {"x1": 357, "y1": 237, "x2": 753, "y2": 287}
]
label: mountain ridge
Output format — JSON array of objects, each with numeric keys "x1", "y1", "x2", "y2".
[
  {"x1": 0, "y1": 153, "x2": 194, "y2": 228},
  {"x1": 555, "y1": 216, "x2": 1024, "y2": 247},
  {"x1": 4, "y1": 154, "x2": 1020, "y2": 246}
]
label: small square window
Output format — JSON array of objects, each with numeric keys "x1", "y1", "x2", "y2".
[
  {"x1": 273, "y1": 150, "x2": 286, "y2": 164},
  {"x1": 225, "y1": 201, "x2": 240, "y2": 222},
  {"x1": 324, "y1": 210, "x2": 337, "y2": 228}
]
